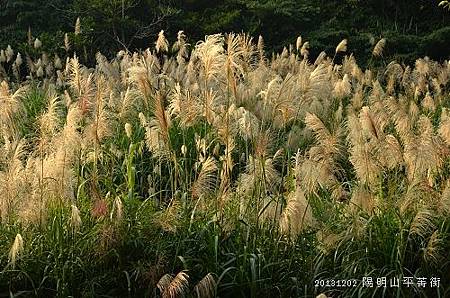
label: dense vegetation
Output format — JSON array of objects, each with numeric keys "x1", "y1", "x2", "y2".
[
  {"x1": 1, "y1": 1, "x2": 450, "y2": 297},
  {"x1": 1, "y1": 26, "x2": 450, "y2": 297},
  {"x1": 1, "y1": 0, "x2": 450, "y2": 66}
]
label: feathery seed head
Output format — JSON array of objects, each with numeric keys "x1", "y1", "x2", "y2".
[
  {"x1": 8, "y1": 234, "x2": 24, "y2": 268},
  {"x1": 64, "y1": 33, "x2": 70, "y2": 51},
  {"x1": 27, "y1": 27, "x2": 32, "y2": 46},
  {"x1": 75, "y1": 17, "x2": 81, "y2": 35},
  {"x1": 139, "y1": 112, "x2": 147, "y2": 126},
  {"x1": 423, "y1": 230, "x2": 443, "y2": 265},
  {"x1": 36, "y1": 66, "x2": 44, "y2": 78},
  {"x1": 111, "y1": 197, "x2": 123, "y2": 222},
  {"x1": 314, "y1": 51, "x2": 327, "y2": 66},
  {"x1": 15, "y1": 53, "x2": 22, "y2": 67},
  {"x1": 158, "y1": 271, "x2": 189, "y2": 298},
  {"x1": 257, "y1": 35, "x2": 264, "y2": 53},
  {"x1": 177, "y1": 30, "x2": 186, "y2": 44},
  {"x1": 173, "y1": 30, "x2": 186, "y2": 50},
  {"x1": 125, "y1": 122, "x2": 133, "y2": 139},
  {"x1": 280, "y1": 188, "x2": 314, "y2": 236},
  {"x1": 409, "y1": 210, "x2": 436, "y2": 239},
  {"x1": 422, "y1": 92, "x2": 435, "y2": 111},
  {"x1": 54, "y1": 54, "x2": 62, "y2": 69},
  {"x1": 156, "y1": 30, "x2": 169, "y2": 54},
  {"x1": 34, "y1": 38, "x2": 42, "y2": 49},
  {"x1": 192, "y1": 156, "x2": 218, "y2": 198},
  {"x1": 257, "y1": 35, "x2": 265, "y2": 63},
  {"x1": 0, "y1": 50, "x2": 6, "y2": 63},
  {"x1": 157, "y1": 274, "x2": 174, "y2": 295},
  {"x1": 296, "y1": 36, "x2": 302, "y2": 52},
  {"x1": 333, "y1": 74, "x2": 351, "y2": 98},
  {"x1": 194, "y1": 273, "x2": 216, "y2": 298},
  {"x1": 372, "y1": 38, "x2": 386, "y2": 57},
  {"x1": 335, "y1": 39, "x2": 348, "y2": 54},
  {"x1": 194, "y1": 34, "x2": 225, "y2": 83},
  {"x1": 181, "y1": 144, "x2": 187, "y2": 156},
  {"x1": 6, "y1": 45, "x2": 14, "y2": 62},
  {"x1": 300, "y1": 42, "x2": 310, "y2": 58}
]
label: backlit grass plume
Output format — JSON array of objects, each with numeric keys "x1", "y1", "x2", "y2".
[
  {"x1": 193, "y1": 273, "x2": 216, "y2": 298},
  {"x1": 280, "y1": 187, "x2": 315, "y2": 236},
  {"x1": 157, "y1": 271, "x2": 189, "y2": 298},
  {"x1": 372, "y1": 38, "x2": 386, "y2": 57},
  {"x1": 8, "y1": 233, "x2": 24, "y2": 269}
]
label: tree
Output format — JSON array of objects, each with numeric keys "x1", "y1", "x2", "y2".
[{"x1": 71, "y1": 0, "x2": 179, "y2": 56}]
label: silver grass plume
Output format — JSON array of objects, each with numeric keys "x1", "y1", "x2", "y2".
[
  {"x1": 15, "y1": 53, "x2": 22, "y2": 67},
  {"x1": 111, "y1": 197, "x2": 123, "y2": 222},
  {"x1": 157, "y1": 271, "x2": 189, "y2": 298},
  {"x1": 34, "y1": 38, "x2": 42, "y2": 49},
  {"x1": 372, "y1": 38, "x2": 386, "y2": 57},
  {"x1": 54, "y1": 54, "x2": 62, "y2": 69},
  {"x1": 155, "y1": 30, "x2": 169, "y2": 54},
  {"x1": 0, "y1": 81, "x2": 26, "y2": 138},
  {"x1": 38, "y1": 87, "x2": 61, "y2": 144},
  {"x1": 304, "y1": 112, "x2": 341, "y2": 157},
  {"x1": 139, "y1": 97, "x2": 172, "y2": 159},
  {"x1": 423, "y1": 230, "x2": 443, "y2": 265},
  {"x1": 257, "y1": 35, "x2": 265, "y2": 63},
  {"x1": 409, "y1": 209, "x2": 436, "y2": 239},
  {"x1": 75, "y1": 17, "x2": 81, "y2": 36},
  {"x1": 333, "y1": 74, "x2": 351, "y2": 98},
  {"x1": 335, "y1": 39, "x2": 348, "y2": 54},
  {"x1": 0, "y1": 138, "x2": 27, "y2": 221},
  {"x1": 6, "y1": 45, "x2": 14, "y2": 62},
  {"x1": 314, "y1": 51, "x2": 327, "y2": 66},
  {"x1": 8, "y1": 233, "x2": 24, "y2": 268},
  {"x1": 346, "y1": 111, "x2": 381, "y2": 187},
  {"x1": 0, "y1": 50, "x2": 6, "y2": 63},
  {"x1": 404, "y1": 116, "x2": 442, "y2": 183},
  {"x1": 237, "y1": 33, "x2": 255, "y2": 71},
  {"x1": 194, "y1": 34, "x2": 225, "y2": 84},
  {"x1": 173, "y1": 31, "x2": 189, "y2": 62},
  {"x1": 125, "y1": 123, "x2": 133, "y2": 139},
  {"x1": 225, "y1": 33, "x2": 245, "y2": 81},
  {"x1": 36, "y1": 66, "x2": 44, "y2": 78},
  {"x1": 194, "y1": 273, "x2": 216, "y2": 298},
  {"x1": 300, "y1": 41, "x2": 309, "y2": 58},
  {"x1": 296, "y1": 36, "x2": 302, "y2": 52},
  {"x1": 438, "y1": 108, "x2": 450, "y2": 146},
  {"x1": 349, "y1": 184, "x2": 375, "y2": 214},
  {"x1": 237, "y1": 153, "x2": 281, "y2": 197},
  {"x1": 422, "y1": 92, "x2": 435, "y2": 112},
  {"x1": 64, "y1": 33, "x2": 70, "y2": 52},
  {"x1": 192, "y1": 156, "x2": 218, "y2": 199},
  {"x1": 280, "y1": 187, "x2": 314, "y2": 237},
  {"x1": 27, "y1": 27, "x2": 32, "y2": 46},
  {"x1": 157, "y1": 274, "x2": 174, "y2": 296},
  {"x1": 168, "y1": 83, "x2": 201, "y2": 127}
]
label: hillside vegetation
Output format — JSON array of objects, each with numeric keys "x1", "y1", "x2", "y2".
[{"x1": 1, "y1": 0, "x2": 449, "y2": 66}]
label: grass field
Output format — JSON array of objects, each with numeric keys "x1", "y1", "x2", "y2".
[{"x1": 0, "y1": 32, "x2": 450, "y2": 297}]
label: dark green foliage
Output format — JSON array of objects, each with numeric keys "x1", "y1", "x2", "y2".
[{"x1": 1, "y1": 1, "x2": 449, "y2": 66}]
